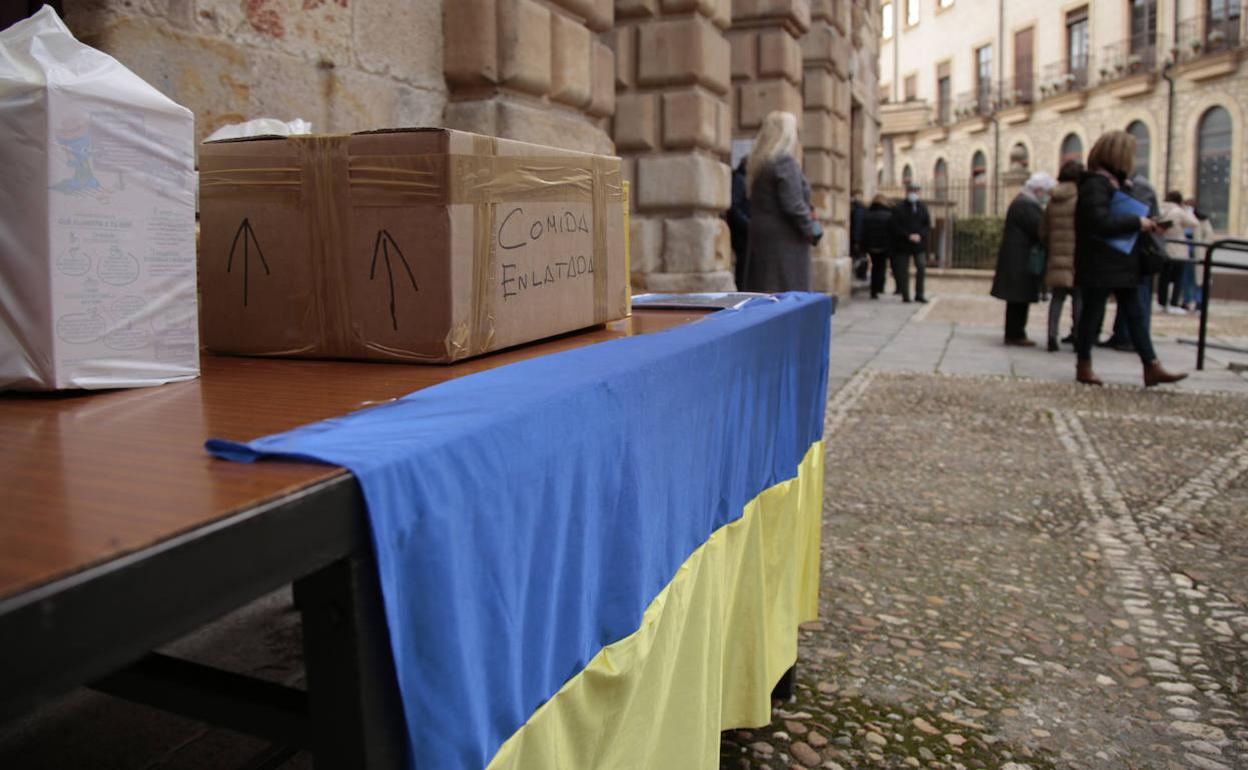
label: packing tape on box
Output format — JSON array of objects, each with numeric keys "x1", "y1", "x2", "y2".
[{"x1": 201, "y1": 138, "x2": 623, "y2": 359}]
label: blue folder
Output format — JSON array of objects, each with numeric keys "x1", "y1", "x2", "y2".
[{"x1": 1104, "y1": 189, "x2": 1149, "y2": 255}]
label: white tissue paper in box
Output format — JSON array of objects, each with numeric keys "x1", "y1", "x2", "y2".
[{"x1": 0, "y1": 6, "x2": 198, "y2": 390}]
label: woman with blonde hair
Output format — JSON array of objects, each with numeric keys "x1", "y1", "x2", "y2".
[
  {"x1": 740, "y1": 111, "x2": 822, "y2": 292},
  {"x1": 1073, "y1": 130, "x2": 1187, "y2": 386}
]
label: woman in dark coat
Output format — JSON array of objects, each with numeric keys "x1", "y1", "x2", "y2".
[
  {"x1": 991, "y1": 172, "x2": 1055, "y2": 345},
  {"x1": 741, "y1": 111, "x2": 821, "y2": 292},
  {"x1": 1073, "y1": 130, "x2": 1187, "y2": 387},
  {"x1": 863, "y1": 195, "x2": 895, "y2": 299}
]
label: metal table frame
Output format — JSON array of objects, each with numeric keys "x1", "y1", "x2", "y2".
[{"x1": 0, "y1": 473, "x2": 408, "y2": 768}]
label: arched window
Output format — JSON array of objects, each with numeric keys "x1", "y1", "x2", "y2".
[
  {"x1": 902, "y1": 164, "x2": 914, "y2": 186},
  {"x1": 1127, "y1": 120, "x2": 1150, "y2": 181},
  {"x1": 1009, "y1": 143, "x2": 1030, "y2": 171},
  {"x1": 1060, "y1": 133, "x2": 1083, "y2": 165},
  {"x1": 1197, "y1": 106, "x2": 1233, "y2": 230},
  {"x1": 971, "y1": 151, "x2": 988, "y2": 215},
  {"x1": 934, "y1": 158, "x2": 949, "y2": 199}
]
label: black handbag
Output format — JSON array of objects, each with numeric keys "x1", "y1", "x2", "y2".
[{"x1": 1137, "y1": 233, "x2": 1166, "y2": 276}]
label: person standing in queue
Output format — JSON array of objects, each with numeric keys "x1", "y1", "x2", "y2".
[
  {"x1": 1044, "y1": 161, "x2": 1083, "y2": 351},
  {"x1": 726, "y1": 157, "x2": 751, "y2": 290},
  {"x1": 850, "y1": 189, "x2": 867, "y2": 280},
  {"x1": 741, "y1": 111, "x2": 821, "y2": 292},
  {"x1": 991, "y1": 171, "x2": 1056, "y2": 346},
  {"x1": 890, "y1": 182, "x2": 931, "y2": 303},
  {"x1": 863, "y1": 194, "x2": 895, "y2": 299},
  {"x1": 1073, "y1": 130, "x2": 1187, "y2": 387}
]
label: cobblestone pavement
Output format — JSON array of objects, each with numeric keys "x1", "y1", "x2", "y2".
[{"x1": 720, "y1": 286, "x2": 1248, "y2": 770}]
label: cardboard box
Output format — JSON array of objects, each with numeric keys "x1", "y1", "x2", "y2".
[
  {"x1": 198, "y1": 128, "x2": 629, "y2": 363},
  {"x1": 0, "y1": 8, "x2": 199, "y2": 390}
]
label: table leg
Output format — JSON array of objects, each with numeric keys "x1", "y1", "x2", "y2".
[{"x1": 294, "y1": 556, "x2": 408, "y2": 770}]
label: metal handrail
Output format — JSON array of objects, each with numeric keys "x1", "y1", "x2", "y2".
[{"x1": 1162, "y1": 238, "x2": 1248, "y2": 370}]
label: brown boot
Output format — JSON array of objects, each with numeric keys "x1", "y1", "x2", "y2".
[
  {"x1": 1076, "y1": 359, "x2": 1103, "y2": 386},
  {"x1": 1144, "y1": 360, "x2": 1188, "y2": 387}
]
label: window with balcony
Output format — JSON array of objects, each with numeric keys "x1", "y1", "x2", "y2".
[
  {"x1": 937, "y1": 70, "x2": 952, "y2": 124},
  {"x1": 882, "y1": 3, "x2": 894, "y2": 39},
  {"x1": 1127, "y1": 121, "x2": 1150, "y2": 181},
  {"x1": 1130, "y1": 0, "x2": 1158, "y2": 56},
  {"x1": 1207, "y1": 0, "x2": 1242, "y2": 48},
  {"x1": 975, "y1": 45, "x2": 993, "y2": 112},
  {"x1": 907, "y1": 0, "x2": 919, "y2": 27},
  {"x1": 1013, "y1": 27, "x2": 1034, "y2": 105},
  {"x1": 1067, "y1": 7, "x2": 1090, "y2": 86},
  {"x1": 1197, "y1": 106, "x2": 1232, "y2": 230},
  {"x1": 905, "y1": 74, "x2": 918, "y2": 101}
]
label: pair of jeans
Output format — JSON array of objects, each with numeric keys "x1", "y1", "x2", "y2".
[
  {"x1": 1111, "y1": 278, "x2": 1154, "y2": 346},
  {"x1": 892, "y1": 250, "x2": 925, "y2": 301},
  {"x1": 1048, "y1": 287, "x2": 1081, "y2": 342},
  {"x1": 1179, "y1": 261, "x2": 1197, "y2": 306},
  {"x1": 1005, "y1": 302, "x2": 1030, "y2": 341},
  {"x1": 1080, "y1": 286, "x2": 1157, "y2": 364}
]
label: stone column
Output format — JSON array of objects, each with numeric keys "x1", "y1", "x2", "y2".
[
  {"x1": 801, "y1": 0, "x2": 852, "y2": 296},
  {"x1": 443, "y1": 0, "x2": 616, "y2": 154},
  {"x1": 611, "y1": 0, "x2": 735, "y2": 292}
]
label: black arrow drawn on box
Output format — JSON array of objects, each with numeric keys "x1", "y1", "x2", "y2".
[
  {"x1": 370, "y1": 229, "x2": 419, "y2": 331},
  {"x1": 226, "y1": 218, "x2": 270, "y2": 307}
]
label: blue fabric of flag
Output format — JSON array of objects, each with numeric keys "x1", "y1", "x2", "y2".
[{"x1": 206, "y1": 292, "x2": 832, "y2": 769}]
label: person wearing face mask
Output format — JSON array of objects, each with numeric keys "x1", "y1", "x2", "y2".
[
  {"x1": 889, "y1": 183, "x2": 931, "y2": 303},
  {"x1": 991, "y1": 171, "x2": 1056, "y2": 346},
  {"x1": 1073, "y1": 130, "x2": 1186, "y2": 387}
]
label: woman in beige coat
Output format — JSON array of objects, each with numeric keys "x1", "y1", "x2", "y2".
[{"x1": 1043, "y1": 161, "x2": 1082, "y2": 351}]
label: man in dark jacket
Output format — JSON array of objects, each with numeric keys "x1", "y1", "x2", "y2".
[
  {"x1": 890, "y1": 183, "x2": 932, "y2": 302},
  {"x1": 726, "y1": 158, "x2": 750, "y2": 290},
  {"x1": 850, "y1": 189, "x2": 867, "y2": 279},
  {"x1": 863, "y1": 195, "x2": 895, "y2": 298}
]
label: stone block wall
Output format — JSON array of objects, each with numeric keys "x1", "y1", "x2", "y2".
[
  {"x1": 49, "y1": 0, "x2": 878, "y2": 296},
  {"x1": 443, "y1": 0, "x2": 615, "y2": 154},
  {"x1": 62, "y1": 0, "x2": 447, "y2": 143},
  {"x1": 802, "y1": 0, "x2": 853, "y2": 296},
  {"x1": 613, "y1": 0, "x2": 735, "y2": 292}
]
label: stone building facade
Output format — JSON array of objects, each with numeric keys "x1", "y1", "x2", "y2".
[
  {"x1": 877, "y1": 0, "x2": 1246, "y2": 238},
  {"x1": 51, "y1": 0, "x2": 879, "y2": 295}
]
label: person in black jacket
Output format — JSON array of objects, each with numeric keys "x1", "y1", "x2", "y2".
[
  {"x1": 850, "y1": 190, "x2": 867, "y2": 279},
  {"x1": 890, "y1": 182, "x2": 931, "y2": 303},
  {"x1": 726, "y1": 157, "x2": 750, "y2": 290},
  {"x1": 991, "y1": 171, "x2": 1056, "y2": 345},
  {"x1": 863, "y1": 195, "x2": 895, "y2": 298},
  {"x1": 1073, "y1": 130, "x2": 1187, "y2": 387}
]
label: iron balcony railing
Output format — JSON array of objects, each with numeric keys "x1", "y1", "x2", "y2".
[
  {"x1": 1038, "y1": 58, "x2": 1093, "y2": 99},
  {"x1": 1098, "y1": 39, "x2": 1163, "y2": 83},
  {"x1": 952, "y1": 87, "x2": 995, "y2": 122},
  {"x1": 1173, "y1": 10, "x2": 1244, "y2": 63},
  {"x1": 997, "y1": 76, "x2": 1035, "y2": 109}
]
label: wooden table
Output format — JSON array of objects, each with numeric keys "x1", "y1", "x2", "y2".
[{"x1": 0, "y1": 309, "x2": 704, "y2": 768}]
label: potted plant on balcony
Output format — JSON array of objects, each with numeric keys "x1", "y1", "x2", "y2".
[
  {"x1": 1209, "y1": 29, "x2": 1225, "y2": 48},
  {"x1": 1100, "y1": 65, "x2": 1113, "y2": 79},
  {"x1": 1191, "y1": 38, "x2": 1204, "y2": 55},
  {"x1": 1126, "y1": 53, "x2": 1142, "y2": 73}
]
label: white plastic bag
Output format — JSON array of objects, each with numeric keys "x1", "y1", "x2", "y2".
[
  {"x1": 0, "y1": 5, "x2": 198, "y2": 390},
  {"x1": 204, "y1": 117, "x2": 313, "y2": 142}
]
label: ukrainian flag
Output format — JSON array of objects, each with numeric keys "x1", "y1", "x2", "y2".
[{"x1": 210, "y1": 292, "x2": 832, "y2": 769}]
